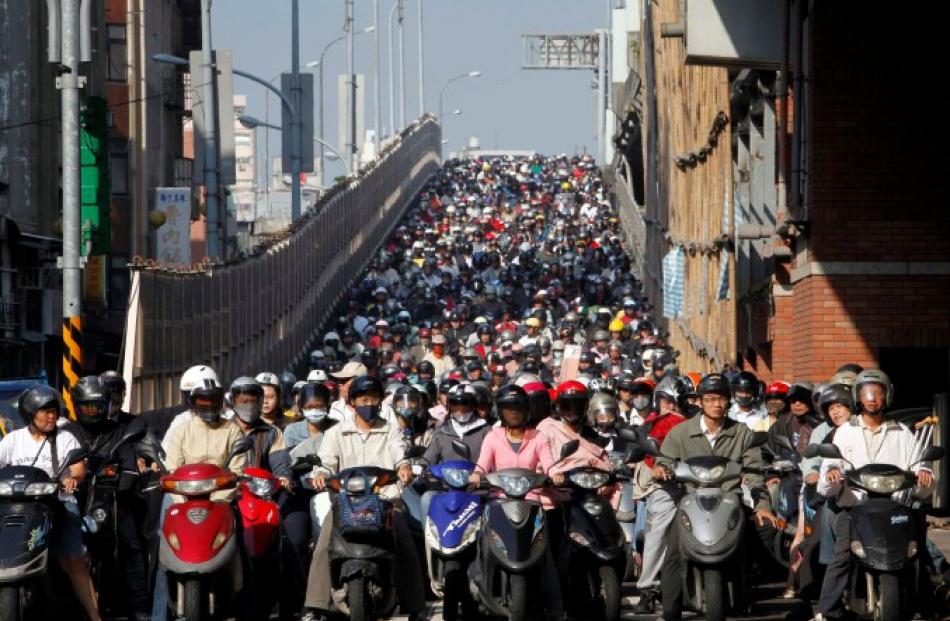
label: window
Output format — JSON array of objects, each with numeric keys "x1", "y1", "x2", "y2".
[
  {"x1": 110, "y1": 139, "x2": 130, "y2": 195},
  {"x1": 107, "y1": 24, "x2": 127, "y2": 82}
]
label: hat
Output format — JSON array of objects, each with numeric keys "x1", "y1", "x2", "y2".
[
  {"x1": 307, "y1": 369, "x2": 329, "y2": 382},
  {"x1": 431, "y1": 334, "x2": 446, "y2": 345},
  {"x1": 330, "y1": 362, "x2": 368, "y2": 380},
  {"x1": 525, "y1": 317, "x2": 542, "y2": 328}
]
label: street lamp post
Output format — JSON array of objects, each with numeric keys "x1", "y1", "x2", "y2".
[
  {"x1": 440, "y1": 109, "x2": 461, "y2": 159},
  {"x1": 240, "y1": 115, "x2": 352, "y2": 175},
  {"x1": 438, "y1": 71, "x2": 481, "y2": 158},
  {"x1": 417, "y1": 0, "x2": 425, "y2": 116},
  {"x1": 387, "y1": 1, "x2": 399, "y2": 136}
]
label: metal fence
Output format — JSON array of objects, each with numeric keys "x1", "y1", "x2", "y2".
[{"x1": 124, "y1": 117, "x2": 441, "y2": 415}]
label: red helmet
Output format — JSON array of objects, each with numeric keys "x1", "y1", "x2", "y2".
[
  {"x1": 764, "y1": 381, "x2": 791, "y2": 401},
  {"x1": 555, "y1": 380, "x2": 589, "y2": 424},
  {"x1": 556, "y1": 380, "x2": 588, "y2": 401}
]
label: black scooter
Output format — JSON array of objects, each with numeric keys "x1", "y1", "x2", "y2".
[
  {"x1": 805, "y1": 443, "x2": 944, "y2": 621},
  {"x1": 469, "y1": 440, "x2": 579, "y2": 621},
  {"x1": 0, "y1": 448, "x2": 88, "y2": 621},
  {"x1": 561, "y1": 464, "x2": 626, "y2": 621}
]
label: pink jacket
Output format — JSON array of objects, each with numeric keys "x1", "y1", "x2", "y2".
[
  {"x1": 536, "y1": 417, "x2": 620, "y2": 508},
  {"x1": 476, "y1": 427, "x2": 557, "y2": 508}
]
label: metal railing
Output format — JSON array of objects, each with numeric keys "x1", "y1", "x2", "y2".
[{"x1": 124, "y1": 117, "x2": 441, "y2": 415}]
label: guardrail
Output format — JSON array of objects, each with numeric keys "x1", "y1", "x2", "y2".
[{"x1": 123, "y1": 117, "x2": 441, "y2": 415}]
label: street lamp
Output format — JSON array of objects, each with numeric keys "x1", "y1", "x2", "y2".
[
  {"x1": 317, "y1": 25, "x2": 374, "y2": 188},
  {"x1": 438, "y1": 71, "x2": 480, "y2": 160},
  {"x1": 239, "y1": 115, "x2": 352, "y2": 176}
]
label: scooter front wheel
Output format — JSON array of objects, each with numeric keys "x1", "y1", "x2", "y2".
[
  {"x1": 182, "y1": 577, "x2": 210, "y2": 621},
  {"x1": 507, "y1": 573, "x2": 528, "y2": 621},
  {"x1": 875, "y1": 573, "x2": 900, "y2": 621},
  {"x1": 703, "y1": 568, "x2": 726, "y2": 621},
  {"x1": 0, "y1": 585, "x2": 21, "y2": 621},
  {"x1": 347, "y1": 576, "x2": 372, "y2": 621},
  {"x1": 597, "y1": 565, "x2": 621, "y2": 621}
]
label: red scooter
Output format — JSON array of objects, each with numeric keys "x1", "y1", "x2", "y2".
[
  {"x1": 158, "y1": 437, "x2": 251, "y2": 621},
  {"x1": 235, "y1": 467, "x2": 286, "y2": 620}
]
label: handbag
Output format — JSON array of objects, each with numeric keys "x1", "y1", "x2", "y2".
[{"x1": 336, "y1": 475, "x2": 388, "y2": 535}]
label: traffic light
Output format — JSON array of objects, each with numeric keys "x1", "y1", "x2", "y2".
[{"x1": 79, "y1": 96, "x2": 110, "y2": 255}]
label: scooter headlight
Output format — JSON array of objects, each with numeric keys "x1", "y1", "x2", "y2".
[
  {"x1": 569, "y1": 471, "x2": 610, "y2": 490},
  {"x1": 582, "y1": 499, "x2": 604, "y2": 516},
  {"x1": 689, "y1": 464, "x2": 725, "y2": 482},
  {"x1": 497, "y1": 474, "x2": 532, "y2": 498},
  {"x1": 858, "y1": 473, "x2": 906, "y2": 494},
  {"x1": 247, "y1": 476, "x2": 277, "y2": 498},
  {"x1": 0, "y1": 482, "x2": 14, "y2": 496},
  {"x1": 850, "y1": 540, "x2": 866, "y2": 559},
  {"x1": 25, "y1": 482, "x2": 59, "y2": 496},
  {"x1": 441, "y1": 467, "x2": 473, "y2": 489}
]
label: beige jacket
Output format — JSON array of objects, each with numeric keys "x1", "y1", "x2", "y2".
[
  {"x1": 315, "y1": 417, "x2": 409, "y2": 499},
  {"x1": 421, "y1": 352, "x2": 457, "y2": 383},
  {"x1": 163, "y1": 415, "x2": 246, "y2": 500}
]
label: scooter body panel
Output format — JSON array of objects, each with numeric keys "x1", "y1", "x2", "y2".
[
  {"x1": 0, "y1": 499, "x2": 52, "y2": 582},
  {"x1": 677, "y1": 489, "x2": 744, "y2": 564},
  {"x1": 160, "y1": 499, "x2": 236, "y2": 572},
  {"x1": 483, "y1": 499, "x2": 546, "y2": 571},
  {"x1": 850, "y1": 498, "x2": 914, "y2": 572},
  {"x1": 566, "y1": 493, "x2": 625, "y2": 563},
  {"x1": 236, "y1": 491, "x2": 280, "y2": 560}
]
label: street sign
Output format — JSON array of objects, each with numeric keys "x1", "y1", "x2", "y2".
[
  {"x1": 522, "y1": 34, "x2": 599, "y2": 70},
  {"x1": 190, "y1": 50, "x2": 236, "y2": 185},
  {"x1": 281, "y1": 72, "x2": 315, "y2": 173},
  {"x1": 154, "y1": 187, "x2": 192, "y2": 265}
]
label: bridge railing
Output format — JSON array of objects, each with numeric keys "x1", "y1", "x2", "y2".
[{"x1": 123, "y1": 117, "x2": 441, "y2": 416}]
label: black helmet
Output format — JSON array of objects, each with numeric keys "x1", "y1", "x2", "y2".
[
  {"x1": 697, "y1": 374, "x2": 732, "y2": 399},
  {"x1": 818, "y1": 383, "x2": 854, "y2": 418},
  {"x1": 99, "y1": 370, "x2": 126, "y2": 405},
  {"x1": 446, "y1": 384, "x2": 477, "y2": 408},
  {"x1": 417, "y1": 360, "x2": 436, "y2": 376},
  {"x1": 730, "y1": 371, "x2": 761, "y2": 407},
  {"x1": 495, "y1": 385, "x2": 529, "y2": 427},
  {"x1": 476, "y1": 323, "x2": 493, "y2": 336},
  {"x1": 297, "y1": 382, "x2": 331, "y2": 408},
  {"x1": 189, "y1": 377, "x2": 225, "y2": 424},
  {"x1": 348, "y1": 375, "x2": 384, "y2": 402},
  {"x1": 18, "y1": 385, "x2": 63, "y2": 428},
  {"x1": 73, "y1": 376, "x2": 111, "y2": 429}
]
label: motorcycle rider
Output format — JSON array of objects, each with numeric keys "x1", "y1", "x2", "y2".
[
  {"x1": 762, "y1": 381, "x2": 790, "y2": 426},
  {"x1": 0, "y1": 386, "x2": 101, "y2": 621},
  {"x1": 655, "y1": 373, "x2": 778, "y2": 621},
  {"x1": 813, "y1": 369, "x2": 935, "y2": 621},
  {"x1": 66, "y1": 376, "x2": 150, "y2": 621},
  {"x1": 617, "y1": 376, "x2": 653, "y2": 426},
  {"x1": 423, "y1": 383, "x2": 489, "y2": 464},
  {"x1": 284, "y1": 382, "x2": 336, "y2": 451},
  {"x1": 305, "y1": 375, "x2": 426, "y2": 621},
  {"x1": 255, "y1": 372, "x2": 289, "y2": 429},
  {"x1": 229, "y1": 377, "x2": 291, "y2": 483},
  {"x1": 421, "y1": 334, "x2": 456, "y2": 383},
  {"x1": 632, "y1": 375, "x2": 689, "y2": 614},
  {"x1": 727, "y1": 371, "x2": 770, "y2": 431}
]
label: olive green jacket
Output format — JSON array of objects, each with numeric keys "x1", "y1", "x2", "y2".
[{"x1": 656, "y1": 415, "x2": 772, "y2": 513}]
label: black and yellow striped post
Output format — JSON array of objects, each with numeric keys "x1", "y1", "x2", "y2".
[{"x1": 62, "y1": 316, "x2": 82, "y2": 420}]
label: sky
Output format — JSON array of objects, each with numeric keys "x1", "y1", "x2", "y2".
[{"x1": 212, "y1": 0, "x2": 609, "y2": 181}]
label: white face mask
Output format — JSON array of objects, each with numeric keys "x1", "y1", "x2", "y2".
[
  {"x1": 451, "y1": 410, "x2": 475, "y2": 424},
  {"x1": 632, "y1": 396, "x2": 651, "y2": 411},
  {"x1": 303, "y1": 408, "x2": 328, "y2": 424}
]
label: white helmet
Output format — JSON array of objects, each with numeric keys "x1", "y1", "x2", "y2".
[
  {"x1": 255, "y1": 372, "x2": 280, "y2": 388},
  {"x1": 307, "y1": 369, "x2": 328, "y2": 383},
  {"x1": 180, "y1": 365, "x2": 220, "y2": 393}
]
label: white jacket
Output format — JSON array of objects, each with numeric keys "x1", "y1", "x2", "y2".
[{"x1": 817, "y1": 416, "x2": 932, "y2": 507}]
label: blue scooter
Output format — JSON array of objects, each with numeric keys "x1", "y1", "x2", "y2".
[{"x1": 424, "y1": 458, "x2": 483, "y2": 621}]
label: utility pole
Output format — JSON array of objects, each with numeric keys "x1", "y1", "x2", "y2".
[
  {"x1": 290, "y1": 0, "x2": 302, "y2": 220},
  {"x1": 416, "y1": 0, "x2": 425, "y2": 116},
  {"x1": 57, "y1": 0, "x2": 83, "y2": 417},
  {"x1": 346, "y1": 0, "x2": 357, "y2": 172},
  {"x1": 596, "y1": 28, "x2": 607, "y2": 165},
  {"x1": 373, "y1": 0, "x2": 381, "y2": 149},
  {"x1": 200, "y1": 0, "x2": 221, "y2": 257},
  {"x1": 388, "y1": 1, "x2": 398, "y2": 136},
  {"x1": 398, "y1": 0, "x2": 406, "y2": 129}
]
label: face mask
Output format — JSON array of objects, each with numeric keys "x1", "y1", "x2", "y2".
[
  {"x1": 233, "y1": 403, "x2": 261, "y2": 424},
  {"x1": 451, "y1": 410, "x2": 475, "y2": 424},
  {"x1": 735, "y1": 395, "x2": 754, "y2": 408},
  {"x1": 355, "y1": 404, "x2": 380, "y2": 422},
  {"x1": 303, "y1": 408, "x2": 328, "y2": 424},
  {"x1": 632, "y1": 396, "x2": 651, "y2": 411}
]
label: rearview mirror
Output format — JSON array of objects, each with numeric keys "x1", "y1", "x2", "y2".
[
  {"x1": 451, "y1": 440, "x2": 472, "y2": 461},
  {"x1": 917, "y1": 446, "x2": 946, "y2": 464},
  {"x1": 617, "y1": 427, "x2": 639, "y2": 442},
  {"x1": 802, "y1": 444, "x2": 820, "y2": 459},
  {"x1": 746, "y1": 431, "x2": 770, "y2": 449},
  {"x1": 110, "y1": 428, "x2": 146, "y2": 460},
  {"x1": 56, "y1": 448, "x2": 89, "y2": 478},
  {"x1": 639, "y1": 436, "x2": 661, "y2": 457},
  {"x1": 772, "y1": 434, "x2": 793, "y2": 451},
  {"x1": 225, "y1": 436, "x2": 254, "y2": 469},
  {"x1": 815, "y1": 444, "x2": 843, "y2": 460},
  {"x1": 558, "y1": 440, "x2": 580, "y2": 463},
  {"x1": 405, "y1": 445, "x2": 425, "y2": 459}
]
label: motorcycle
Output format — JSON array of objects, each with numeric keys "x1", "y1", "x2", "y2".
[
  {"x1": 0, "y1": 448, "x2": 88, "y2": 621},
  {"x1": 633, "y1": 429, "x2": 769, "y2": 621},
  {"x1": 607, "y1": 450, "x2": 640, "y2": 582},
  {"x1": 561, "y1": 464, "x2": 626, "y2": 621},
  {"x1": 804, "y1": 442, "x2": 944, "y2": 621},
  {"x1": 235, "y1": 466, "x2": 283, "y2": 619},
  {"x1": 82, "y1": 427, "x2": 146, "y2": 617},
  {"x1": 324, "y1": 463, "x2": 400, "y2": 621},
  {"x1": 764, "y1": 435, "x2": 804, "y2": 568},
  {"x1": 157, "y1": 435, "x2": 251, "y2": 621},
  {"x1": 469, "y1": 439, "x2": 579, "y2": 621},
  {"x1": 423, "y1": 440, "x2": 483, "y2": 621}
]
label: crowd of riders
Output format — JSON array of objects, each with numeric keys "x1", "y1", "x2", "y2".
[{"x1": 1, "y1": 154, "x2": 947, "y2": 621}]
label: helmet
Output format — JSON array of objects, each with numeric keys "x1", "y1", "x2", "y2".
[
  {"x1": 393, "y1": 385, "x2": 423, "y2": 416},
  {"x1": 730, "y1": 371, "x2": 761, "y2": 407},
  {"x1": 787, "y1": 381, "x2": 814, "y2": 405},
  {"x1": 830, "y1": 369, "x2": 859, "y2": 387},
  {"x1": 609, "y1": 319, "x2": 625, "y2": 333},
  {"x1": 180, "y1": 365, "x2": 219, "y2": 395},
  {"x1": 683, "y1": 372, "x2": 703, "y2": 398},
  {"x1": 764, "y1": 381, "x2": 790, "y2": 402},
  {"x1": 852, "y1": 368, "x2": 893, "y2": 411},
  {"x1": 697, "y1": 374, "x2": 732, "y2": 400},
  {"x1": 653, "y1": 375, "x2": 688, "y2": 412},
  {"x1": 348, "y1": 375, "x2": 384, "y2": 402},
  {"x1": 72, "y1": 376, "x2": 111, "y2": 429},
  {"x1": 417, "y1": 360, "x2": 435, "y2": 377},
  {"x1": 229, "y1": 377, "x2": 264, "y2": 424},
  {"x1": 818, "y1": 383, "x2": 855, "y2": 418},
  {"x1": 307, "y1": 369, "x2": 329, "y2": 383},
  {"x1": 189, "y1": 375, "x2": 225, "y2": 424},
  {"x1": 556, "y1": 380, "x2": 589, "y2": 424},
  {"x1": 446, "y1": 384, "x2": 477, "y2": 408},
  {"x1": 591, "y1": 329, "x2": 610, "y2": 342},
  {"x1": 99, "y1": 370, "x2": 126, "y2": 404},
  {"x1": 587, "y1": 392, "x2": 620, "y2": 429},
  {"x1": 297, "y1": 382, "x2": 331, "y2": 408},
  {"x1": 495, "y1": 385, "x2": 530, "y2": 427},
  {"x1": 18, "y1": 385, "x2": 63, "y2": 427}
]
